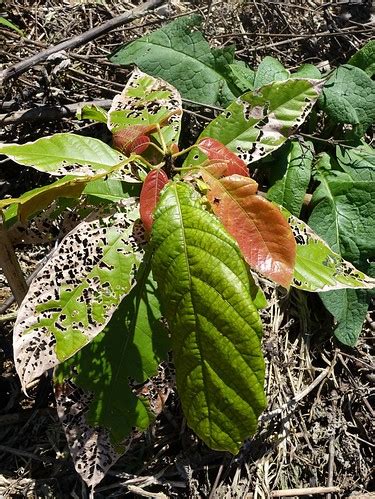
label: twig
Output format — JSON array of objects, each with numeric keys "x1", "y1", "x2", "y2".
[
  {"x1": 326, "y1": 438, "x2": 335, "y2": 499},
  {"x1": 0, "y1": 443, "x2": 54, "y2": 463},
  {"x1": 267, "y1": 486, "x2": 341, "y2": 497},
  {"x1": 0, "y1": 0, "x2": 164, "y2": 84}
]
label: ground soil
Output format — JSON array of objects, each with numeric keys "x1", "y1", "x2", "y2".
[{"x1": 0, "y1": 1, "x2": 374, "y2": 498}]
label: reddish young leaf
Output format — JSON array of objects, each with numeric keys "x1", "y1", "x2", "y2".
[
  {"x1": 140, "y1": 170, "x2": 169, "y2": 233},
  {"x1": 201, "y1": 171, "x2": 296, "y2": 288},
  {"x1": 198, "y1": 138, "x2": 249, "y2": 177},
  {"x1": 112, "y1": 124, "x2": 155, "y2": 155}
]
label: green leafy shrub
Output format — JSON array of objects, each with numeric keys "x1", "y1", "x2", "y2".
[{"x1": 1, "y1": 18, "x2": 375, "y2": 493}]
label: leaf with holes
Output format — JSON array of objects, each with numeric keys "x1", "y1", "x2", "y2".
[
  {"x1": 267, "y1": 139, "x2": 314, "y2": 217},
  {"x1": 184, "y1": 78, "x2": 323, "y2": 168},
  {"x1": 279, "y1": 207, "x2": 375, "y2": 292},
  {"x1": 151, "y1": 182, "x2": 266, "y2": 453},
  {"x1": 54, "y1": 268, "x2": 171, "y2": 489},
  {"x1": 14, "y1": 200, "x2": 145, "y2": 392},
  {"x1": 200, "y1": 168, "x2": 296, "y2": 288},
  {"x1": 109, "y1": 15, "x2": 240, "y2": 107},
  {"x1": 0, "y1": 133, "x2": 126, "y2": 176},
  {"x1": 140, "y1": 169, "x2": 169, "y2": 233},
  {"x1": 108, "y1": 68, "x2": 182, "y2": 158}
]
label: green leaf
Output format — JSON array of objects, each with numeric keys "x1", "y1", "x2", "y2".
[
  {"x1": 280, "y1": 208, "x2": 375, "y2": 292},
  {"x1": 54, "y1": 268, "x2": 170, "y2": 488},
  {"x1": 14, "y1": 200, "x2": 145, "y2": 391},
  {"x1": 0, "y1": 133, "x2": 125, "y2": 176},
  {"x1": 0, "y1": 176, "x2": 89, "y2": 222},
  {"x1": 185, "y1": 78, "x2": 322, "y2": 168},
  {"x1": 267, "y1": 139, "x2": 313, "y2": 216},
  {"x1": 229, "y1": 62, "x2": 255, "y2": 92},
  {"x1": 348, "y1": 40, "x2": 375, "y2": 77},
  {"x1": 76, "y1": 103, "x2": 108, "y2": 123},
  {"x1": 0, "y1": 16, "x2": 24, "y2": 35},
  {"x1": 308, "y1": 158, "x2": 375, "y2": 343},
  {"x1": 83, "y1": 178, "x2": 141, "y2": 203},
  {"x1": 254, "y1": 56, "x2": 289, "y2": 89},
  {"x1": 151, "y1": 182, "x2": 266, "y2": 454},
  {"x1": 292, "y1": 64, "x2": 321, "y2": 79},
  {"x1": 336, "y1": 143, "x2": 375, "y2": 182},
  {"x1": 109, "y1": 15, "x2": 239, "y2": 106},
  {"x1": 318, "y1": 65, "x2": 375, "y2": 136}
]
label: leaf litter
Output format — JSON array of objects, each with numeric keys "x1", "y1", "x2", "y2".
[{"x1": 0, "y1": 0, "x2": 374, "y2": 497}]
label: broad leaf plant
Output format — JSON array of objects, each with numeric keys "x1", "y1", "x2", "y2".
[{"x1": 1, "y1": 17, "x2": 375, "y2": 492}]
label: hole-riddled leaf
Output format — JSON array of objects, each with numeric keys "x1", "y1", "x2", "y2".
[
  {"x1": 184, "y1": 78, "x2": 323, "y2": 168},
  {"x1": 280, "y1": 208, "x2": 375, "y2": 292},
  {"x1": 107, "y1": 68, "x2": 182, "y2": 156},
  {"x1": 151, "y1": 182, "x2": 266, "y2": 454},
  {"x1": 140, "y1": 169, "x2": 169, "y2": 233},
  {"x1": 14, "y1": 200, "x2": 145, "y2": 391},
  {"x1": 0, "y1": 133, "x2": 125, "y2": 176},
  {"x1": 201, "y1": 170, "x2": 296, "y2": 288},
  {"x1": 54, "y1": 270, "x2": 171, "y2": 489}
]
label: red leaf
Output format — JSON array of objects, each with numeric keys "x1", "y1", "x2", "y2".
[
  {"x1": 131, "y1": 135, "x2": 151, "y2": 155},
  {"x1": 201, "y1": 171, "x2": 296, "y2": 288},
  {"x1": 198, "y1": 138, "x2": 249, "y2": 177},
  {"x1": 140, "y1": 170, "x2": 169, "y2": 233},
  {"x1": 113, "y1": 124, "x2": 155, "y2": 155}
]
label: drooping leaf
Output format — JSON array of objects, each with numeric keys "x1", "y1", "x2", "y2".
[
  {"x1": 83, "y1": 178, "x2": 141, "y2": 203},
  {"x1": 54, "y1": 268, "x2": 171, "y2": 488},
  {"x1": 184, "y1": 78, "x2": 323, "y2": 168},
  {"x1": 197, "y1": 138, "x2": 249, "y2": 176},
  {"x1": 76, "y1": 103, "x2": 108, "y2": 123},
  {"x1": 229, "y1": 62, "x2": 255, "y2": 92},
  {"x1": 14, "y1": 200, "x2": 145, "y2": 392},
  {"x1": 109, "y1": 15, "x2": 239, "y2": 106},
  {"x1": 140, "y1": 169, "x2": 169, "y2": 233},
  {"x1": 0, "y1": 176, "x2": 88, "y2": 223},
  {"x1": 348, "y1": 40, "x2": 375, "y2": 77},
  {"x1": 335, "y1": 143, "x2": 375, "y2": 182},
  {"x1": 307, "y1": 155, "x2": 375, "y2": 343},
  {"x1": 200, "y1": 170, "x2": 296, "y2": 288},
  {"x1": 279, "y1": 208, "x2": 375, "y2": 292},
  {"x1": 318, "y1": 65, "x2": 375, "y2": 136},
  {"x1": 151, "y1": 182, "x2": 266, "y2": 453},
  {"x1": 254, "y1": 56, "x2": 289, "y2": 89},
  {"x1": 267, "y1": 139, "x2": 314, "y2": 216},
  {"x1": 0, "y1": 133, "x2": 125, "y2": 176}
]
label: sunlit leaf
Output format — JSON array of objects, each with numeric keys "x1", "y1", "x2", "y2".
[
  {"x1": 197, "y1": 137, "x2": 249, "y2": 176},
  {"x1": 140, "y1": 169, "x2": 169, "y2": 233}
]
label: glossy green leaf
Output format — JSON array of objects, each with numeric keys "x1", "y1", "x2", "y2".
[
  {"x1": 254, "y1": 56, "x2": 289, "y2": 89},
  {"x1": 109, "y1": 15, "x2": 239, "y2": 106},
  {"x1": 318, "y1": 65, "x2": 375, "y2": 136},
  {"x1": 185, "y1": 78, "x2": 322, "y2": 168},
  {"x1": 0, "y1": 133, "x2": 125, "y2": 176},
  {"x1": 14, "y1": 200, "x2": 145, "y2": 391},
  {"x1": 280, "y1": 208, "x2": 375, "y2": 292},
  {"x1": 348, "y1": 40, "x2": 375, "y2": 77},
  {"x1": 151, "y1": 182, "x2": 266, "y2": 453},
  {"x1": 0, "y1": 176, "x2": 88, "y2": 222},
  {"x1": 54, "y1": 269, "x2": 170, "y2": 487},
  {"x1": 83, "y1": 178, "x2": 141, "y2": 203},
  {"x1": 267, "y1": 139, "x2": 313, "y2": 216},
  {"x1": 336, "y1": 143, "x2": 375, "y2": 182},
  {"x1": 77, "y1": 103, "x2": 108, "y2": 123}
]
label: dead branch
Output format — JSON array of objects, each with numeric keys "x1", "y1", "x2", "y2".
[{"x1": 0, "y1": 0, "x2": 164, "y2": 84}]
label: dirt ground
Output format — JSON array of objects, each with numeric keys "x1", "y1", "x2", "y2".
[{"x1": 0, "y1": 1, "x2": 374, "y2": 498}]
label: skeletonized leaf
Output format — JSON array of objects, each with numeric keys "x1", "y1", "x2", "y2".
[
  {"x1": 140, "y1": 169, "x2": 169, "y2": 233},
  {"x1": 184, "y1": 78, "x2": 323, "y2": 168},
  {"x1": 14, "y1": 200, "x2": 145, "y2": 392},
  {"x1": 152, "y1": 182, "x2": 266, "y2": 454},
  {"x1": 107, "y1": 68, "x2": 182, "y2": 155},
  {"x1": 198, "y1": 138, "x2": 249, "y2": 176},
  {"x1": 54, "y1": 271, "x2": 171, "y2": 488},
  {"x1": 280, "y1": 208, "x2": 375, "y2": 292},
  {"x1": 0, "y1": 133, "x2": 125, "y2": 176},
  {"x1": 201, "y1": 170, "x2": 296, "y2": 288}
]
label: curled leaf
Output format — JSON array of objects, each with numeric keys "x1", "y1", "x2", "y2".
[{"x1": 140, "y1": 170, "x2": 169, "y2": 233}]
